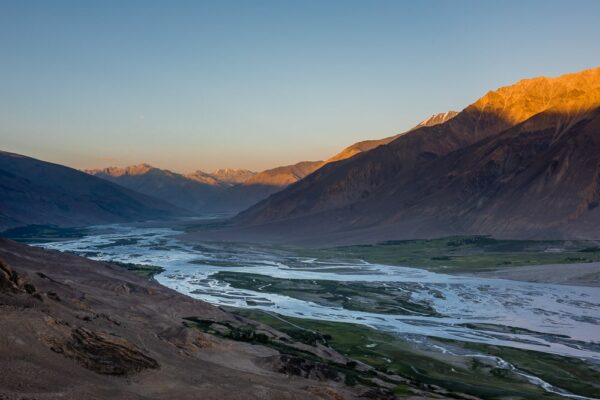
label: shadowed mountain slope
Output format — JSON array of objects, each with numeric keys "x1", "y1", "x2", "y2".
[
  {"x1": 0, "y1": 152, "x2": 182, "y2": 231},
  {"x1": 87, "y1": 163, "x2": 320, "y2": 214},
  {"x1": 87, "y1": 165, "x2": 223, "y2": 212},
  {"x1": 216, "y1": 112, "x2": 458, "y2": 212},
  {"x1": 231, "y1": 67, "x2": 600, "y2": 243},
  {"x1": 210, "y1": 113, "x2": 458, "y2": 213}
]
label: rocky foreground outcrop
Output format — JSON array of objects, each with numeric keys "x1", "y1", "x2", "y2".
[{"x1": 0, "y1": 239, "x2": 454, "y2": 399}]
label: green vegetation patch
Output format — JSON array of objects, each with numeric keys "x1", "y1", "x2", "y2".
[
  {"x1": 111, "y1": 261, "x2": 165, "y2": 280},
  {"x1": 213, "y1": 271, "x2": 439, "y2": 316},
  {"x1": 458, "y1": 341, "x2": 600, "y2": 399},
  {"x1": 233, "y1": 309, "x2": 598, "y2": 399},
  {"x1": 1, "y1": 224, "x2": 87, "y2": 243},
  {"x1": 293, "y1": 236, "x2": 600, "y2": 272},
  {"x1": 187, "y1": 259, "x2": 247, "y2": 268}
]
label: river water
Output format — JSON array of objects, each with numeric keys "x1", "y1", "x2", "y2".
[{"x1": 37, "y1": 223, "x2": 600, "y2": 398}]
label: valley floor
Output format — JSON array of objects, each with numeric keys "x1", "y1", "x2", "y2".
[
  {"x1": 289, "y1": 235, "x2": 600, "y2": 288},
  {"x1": 467, "y1": 261, "x2": 600, "y2": 287},
  {"x1": 4, "y1": 225, "x2": 600, "y2": 400}
]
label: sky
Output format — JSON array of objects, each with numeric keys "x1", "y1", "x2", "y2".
[{"x1": 1, "y1": 0, "x2": 599, "y2": 173}]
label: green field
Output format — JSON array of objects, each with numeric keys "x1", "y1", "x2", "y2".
[{"x1": 292, "y1": 236, "x2": 600, "y2": 272}]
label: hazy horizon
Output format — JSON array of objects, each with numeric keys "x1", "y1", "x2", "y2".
[{"x1": 1, "y1": 0, "x2": 599, "y2": 172}]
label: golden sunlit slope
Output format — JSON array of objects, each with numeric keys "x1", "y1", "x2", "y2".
[
  {"x1": 86, "y1": 164, "x2": 156, "y2": 177},
  {"x1": 242, "y1": 161, "x2": 324, "y2": 187},
  {"x1": 470, "y1": 67, "x2": 600, "y2": 124},
  {"x1": 232, "y1": 66, "x2": 600, "y2": 243}
]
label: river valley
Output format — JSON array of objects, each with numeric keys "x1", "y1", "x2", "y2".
[{"x1": 34, "y1": 222, "x2": 600, "y2": 399}]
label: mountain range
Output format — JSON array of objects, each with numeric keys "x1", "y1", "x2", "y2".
[
  {"x1": 230, "y1": 67, "x2": 600, "y2": 243},
  {"x1": 85, "y1": 162, "x2": 324, "y2": 214},
  {"x1": 0, "y1": 152, "x2": 181, "y2": 231},
  {"x1": 85, "y1": 112, "x2": 457, "y2": 215},
  {"x1": 86, "y1": 164, "x2": 227, "y2": 212},
  {"x1": 2, "y1": 67, "x2": 599, "y2": 243},
  {"x1": 187, "y1": 168, "x2": 256, "y2": 186}
]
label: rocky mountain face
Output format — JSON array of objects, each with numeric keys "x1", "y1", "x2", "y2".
[
  {"x1": 233, "y1": 67, "x2": 600, "y2": 243},
  {"x1": 0, "y1": 152, "x2": 182, "y2": 231}
]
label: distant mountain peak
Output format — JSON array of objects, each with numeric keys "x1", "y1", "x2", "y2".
[
  {"x1": 326, "y1": 110, "x2": 458, "y2": 164},
  {"x1": 185, "y1": 168, "x2": 256, "y2": 186},
  {"x1": 211, "y1": 167, "x2": 253, "y2": 175},
  {"x1": 210, "y1": 168, "x2": 256, "y2": 184},
  {"x1": 86, "y1": 164, "x2": 157, "y2": 177},
  {"x1": 414, "y1": 111, "x2": 458, "y2": 128}
]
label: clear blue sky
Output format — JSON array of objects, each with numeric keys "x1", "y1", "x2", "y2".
[{"x1": 1, "y1": 0, "x2": 599, "y2": 172}]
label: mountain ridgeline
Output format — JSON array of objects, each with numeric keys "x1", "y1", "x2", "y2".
[
  {"x1": 2, "y1": 67, "x2": 598, "y2": 243},
  {"x1": 86, "y1": 165, "x2": 229, "y2": 213},
  {"x1": 233, "y1": 67, "x2": 600, "y2": 243},
  {"x1": 85, "y1": 162, "x2": 325, "y2": 214},
  {"x1": 85, "y1": 112, "x2": 457, "y2": 216},
  {"x1": 0, "y1": 152, "x2": 182, "y2": 231}
]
